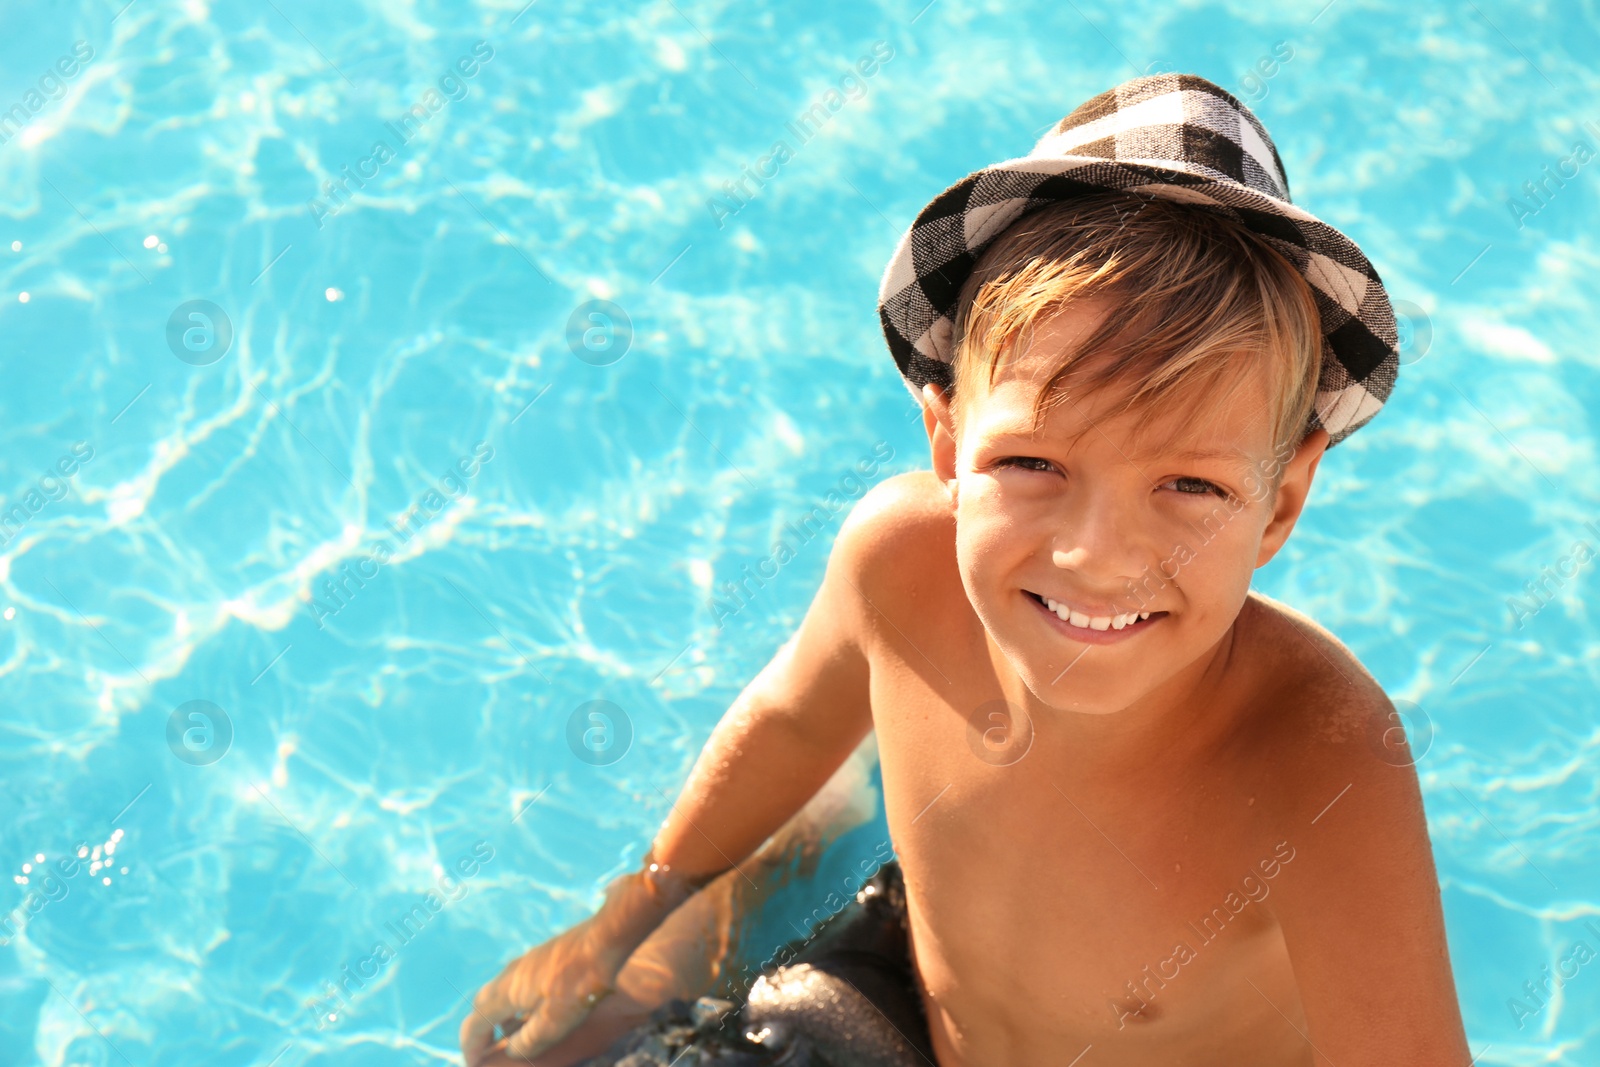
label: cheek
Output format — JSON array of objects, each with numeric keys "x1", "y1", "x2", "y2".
[
  {"x1": 955, "y1": 489, "x2": 1033, "y2": 578},
  {"x1": 953, "y1": 509, "x2": 1027, "y2": 627},
  {"x1": 1166, "y1": 513, "x2": 1266, "y2": 615},
  {"x1": 953, "y1": 521, "x2": 998, "y2": 607}
]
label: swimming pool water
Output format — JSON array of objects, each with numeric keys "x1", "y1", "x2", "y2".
[{"x1": 0, "y1": 1, "x2": 1597, "y2": 1064}]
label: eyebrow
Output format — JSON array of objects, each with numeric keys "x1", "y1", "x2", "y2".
[
  {"x1": 983, "y1": 425, "x2": 1257, "y2": 467},
  {"x1": 1144, "y1": 445, "x2": 1256, "y2": 463}
]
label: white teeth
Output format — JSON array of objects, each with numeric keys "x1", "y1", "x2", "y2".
[{"x1": 1041, "y1": 594, "x2": 1153, "y2": 631}]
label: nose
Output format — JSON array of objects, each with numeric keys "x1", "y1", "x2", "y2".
[{"x1": 1048, "y1": 485, "x2": 1150, "y2": 591}]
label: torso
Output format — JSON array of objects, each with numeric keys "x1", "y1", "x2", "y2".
[{"x1": 857, "y1": 472, "x2": 1340, "y2": 1066}]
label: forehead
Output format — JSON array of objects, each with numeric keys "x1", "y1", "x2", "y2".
[{"x1": 962, "y1": 302, "x2": 1278, "y2": 462}]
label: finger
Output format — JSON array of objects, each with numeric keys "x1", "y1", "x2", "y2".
[
  {"x1": 475, "y1": 1039, "x2": 532, "y2": 1067},
  {"x1": 503, "y1": 989, "x2": 610, "y2": 1062},
  {"x1": 460, "y1": 1012, "x2": 496, "y2": 1066},
  {"x1": 472, "y1": 1034, "x2": 519, "y2": 1067},
  {"x1": 460, "y1": 984, "x2": 511, "y2": 1065},
  {"x1": 472, "y1": 973, "x2": 515, "y2": 1023}
]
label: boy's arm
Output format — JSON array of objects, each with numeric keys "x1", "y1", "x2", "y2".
[
  {"x1": 645, "y1": 503, "x2": 883, "y2": 882},
  {"x1": 1269, "y1": 694, "x2": 1471, "y2": 1065},
  {"x1": 461, "y1": 489, "x2": 888, "y2": 1064}
]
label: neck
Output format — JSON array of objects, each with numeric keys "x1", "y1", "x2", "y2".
[{"x1": 988, "y1": 610, "x2": 1247, "y2": 778}]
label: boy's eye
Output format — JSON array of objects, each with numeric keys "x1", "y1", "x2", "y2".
[
  {"x1": 1163, "y1": 476, "x2": 1228, "y2": 498},
  {"x1": 995, "y1": 456, "x2": 1056, "y2": 473},
  {"x1": 993, "y1": 458, "x2": 1230, "y2": 499}
]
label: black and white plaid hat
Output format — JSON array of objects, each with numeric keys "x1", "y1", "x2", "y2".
[{"x1": 876, "y1": 73, "x2": 1399, "y2": 446}]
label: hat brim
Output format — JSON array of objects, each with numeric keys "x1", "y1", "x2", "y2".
[{"x1": 877, "y1": 153, "x2": 1399, "y2": 446}]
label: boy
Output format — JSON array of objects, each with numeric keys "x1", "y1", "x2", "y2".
[{"x1": 461, "y1": 73, "x2": 1469, "y2": 1065}]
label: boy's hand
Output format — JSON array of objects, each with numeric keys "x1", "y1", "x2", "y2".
[
  {"x1": 460, "y1": 867, "x2": 696, "y2": 1064},
  {"x1": 460, "y1": 478, "x2": 895, "y2": 1064},
  {"x1": 459, "y1": 911, "x2": 623, "y2": 1064}
]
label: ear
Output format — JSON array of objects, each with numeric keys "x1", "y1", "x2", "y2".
[
  {"x1": 1255, "y1": 427, "x2": 1328, "y2": 568},
  {"x1": 921, "y1": 383, "x2": 959, "y2": 505}
]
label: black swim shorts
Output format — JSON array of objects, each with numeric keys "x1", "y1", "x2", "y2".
[{"x1": 577, "y1": 860, "x2": 936, "y2": 1067}]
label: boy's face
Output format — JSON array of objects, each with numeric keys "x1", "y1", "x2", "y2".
[{"x1": 924, "y1": 298, "x2": 1327, "y2": 715}]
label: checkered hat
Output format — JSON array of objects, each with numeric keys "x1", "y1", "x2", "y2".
[{"x1": 876, "y1": 73, "x2": 1399, "y2": 446}]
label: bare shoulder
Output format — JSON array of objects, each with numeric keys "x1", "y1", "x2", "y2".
[
  {"x1": 786, "y1": 469, "x2": 953, "y2": 633},
  {"x1": 1234, "y1": 591, "x2": 1420, "y2": 824},
  {"x1": 1236, "y1": 595, "x2": 1467, "y2": 1057},
  {"x1": 1238, "y1": 590, "x2": 1394, "y2": 743},
  {"x1": 816, "y1": 470, "x2": 964, "y2": 660},
  {"x1": 832, "y1": 470, "x2": 956, "y2": 596},
  {"x1": 739, "y1": 472, "x2": 955, "y2": 742}
]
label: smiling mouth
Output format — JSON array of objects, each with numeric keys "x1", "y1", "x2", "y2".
[{"x1": 1024, "y1": 590, "x2": 1168, "y2": 633}]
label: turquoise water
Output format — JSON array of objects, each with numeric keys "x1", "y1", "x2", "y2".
[{"x1": 0, "y1": 0, "x2": 1596, "y2": 1063}]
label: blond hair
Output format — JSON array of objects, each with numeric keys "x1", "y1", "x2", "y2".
[{"x1": 950, "y1": 193, "x2": 1323, "y2": 464}]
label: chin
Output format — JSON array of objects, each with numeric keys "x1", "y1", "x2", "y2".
[
  {"x1": 1024, "y1": 664, "x2": 1150, "y2": 715},
  {"x1": 983, "y1": 630, "x2": 1152, "y2": 715},
  {"x1": 976, "y1": 596, "x2": 1184, "y2": 716}
]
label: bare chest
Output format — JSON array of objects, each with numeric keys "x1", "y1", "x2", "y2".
[{"x1": 865, "y1": 638, "x2": 1311, "y2": 1063}]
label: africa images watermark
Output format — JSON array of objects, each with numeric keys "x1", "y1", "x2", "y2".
[
  {"x1": 706, "y1": 40, "x2": 895, "y2": 229},
  {"x1": 308, "y1": 41, "x2": 497, "y2": 228},
  {"x1": 0, "y1": 830, "x2": 126, "y2": 946},
  {"x1": 1109, "y1": 840, "x2": 1298, "y2": 1029},
  {"x1": 1234, "y1": 41, "x2": 1295, "y2": 103},
  {"x1": 305, "y1": 442, "x2": 495, "y2": 627},
  {"x1": 1143, "y1": 38, "x2": 1293, "y2": 106},
  {"x1": 0, "y1": 39, "x2": 95, "y2": 149},
  {"x1": 1505, "y1": 519, "x2": 1599, "y2": 630},
  {"x1": 737, "y1": 837, "x2": 897, "y2": 989},
  {"x1": 0, "y1": 442, "x2": 94, "y2": 549},
  {"x1": 1119, "y1": 435, "x2": 1300, "y2": 615},
  {"x1": 304, "y1": 840, "x2": 496, "y2": 1030},
  {"x1": 1505, "y1": 118, "x2": 1600, "y2": 230},
  {"x1": 1506, "y1": 919, "x2": 1600, "y2": 1030},
  {"x1": 708, "y1": 441, "x2": 895, "y2": 627}
]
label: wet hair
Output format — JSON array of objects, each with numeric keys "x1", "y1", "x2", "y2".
[{"x1": 949, "y1": 193, "x2": 1324, "y2": 465}]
